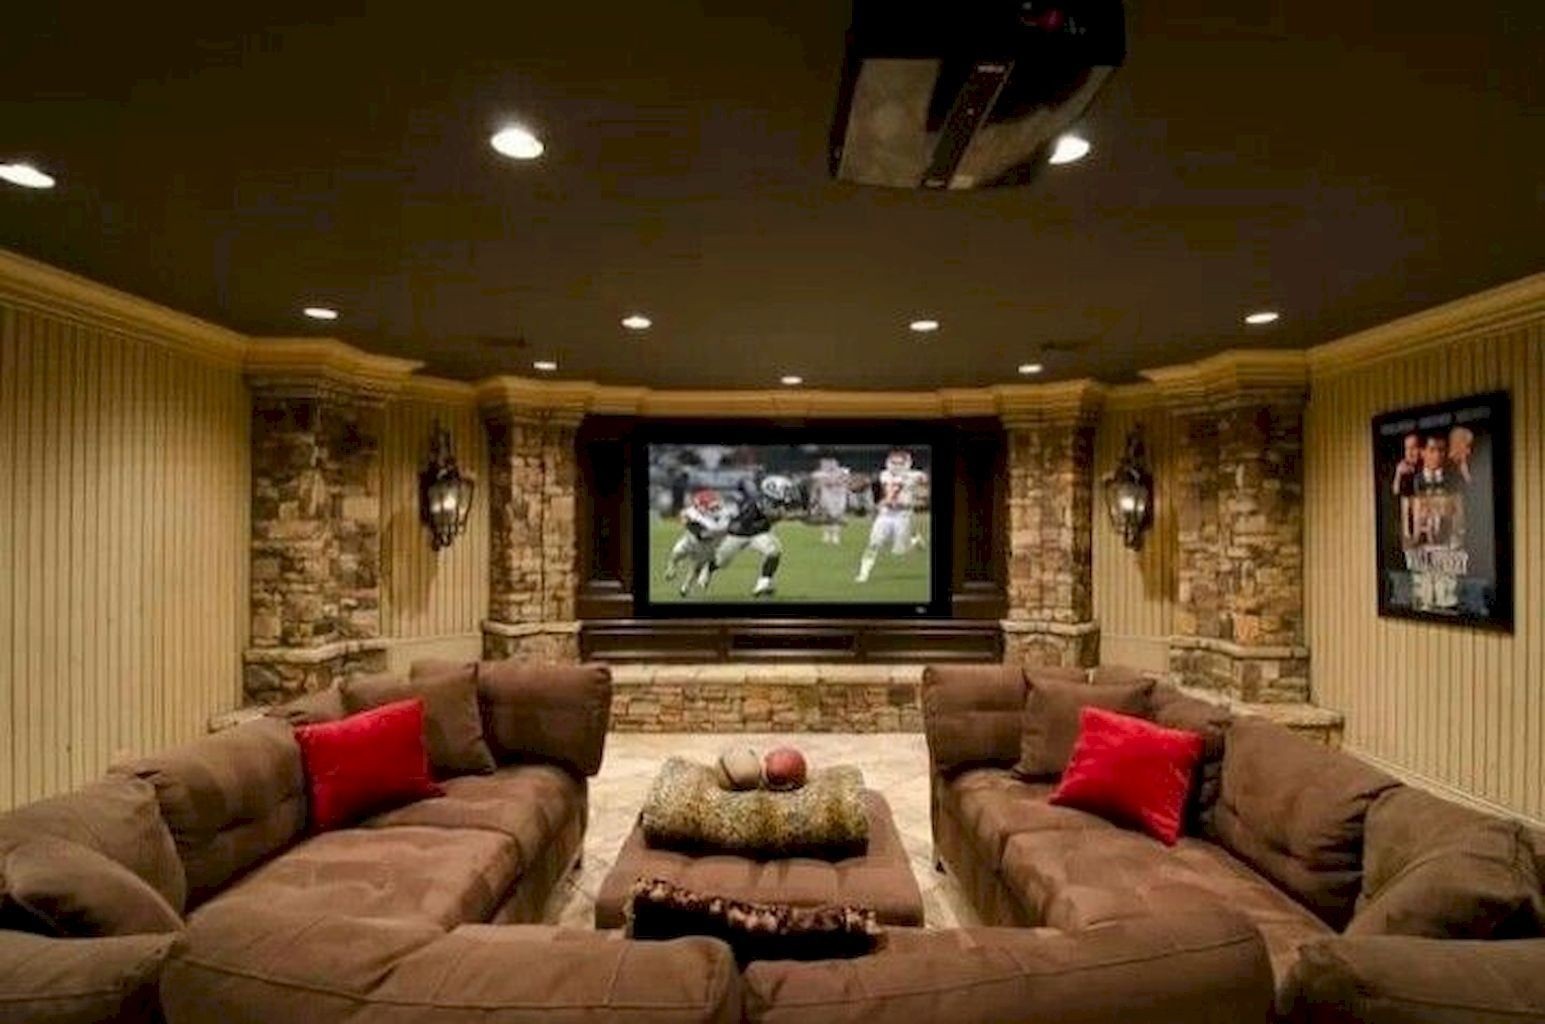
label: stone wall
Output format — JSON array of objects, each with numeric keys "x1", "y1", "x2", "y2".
[
  {"x1": 484, "y1": 412, "x2": 579, "y2": 660},
  {"x1": 1151, "y1": 355, "x2": 1310, "y2": 704},
  {"x1": 1002, "y1": 398, "x2": 1101, "y2": 668},
  {"x1": 245, "y1": 388, "x2": 388, "y2": 703},
  {"x1": 610, "y1": 665, "x2": 924, "y2": 733}
]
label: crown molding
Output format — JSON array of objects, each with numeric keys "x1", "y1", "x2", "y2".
[
  {"x1": 1142, "y1": 349, "x2": 1308, "y2": 412},
  {"x1": 992, "y1": 379, "x2": 1106, "y2": 427},
  {"x1": 1306, "y1": 272, "x2": 1545, "y2": 377},
  {"x1": 1097, "y1": 382, "x2": 1164, "y2": 414},
  {"x1": 398, "y1": 374, "x2": 478, "y2": 405},
  {"x1": 0, "y1": 247, "x2": 249, "y2": 367},
  {"x1": 471, "y1": 376, "x2": 1111, "y2": 424},
  {"x1": 245, "y1": 338, "x2": 424, "y2": 401}
]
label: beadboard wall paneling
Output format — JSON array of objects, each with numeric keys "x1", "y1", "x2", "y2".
[
  {"x1": 0, "y1": 303, "x2": 249, "y2": 809},
  {"x1": 1093, "y1": 399, "x2": 1177, "y2": 671},
  {"x1": 380, "y1": 397, "x2": 489, "y2": 659},
  {"x1": 1305, "y1": 319, "x2": 1543, "y2": 821}
]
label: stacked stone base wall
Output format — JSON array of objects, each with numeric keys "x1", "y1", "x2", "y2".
[
  {"x1": 243, "y1": 644, "x2": 389, "y2": 704},
  {"x1": 610, "y1": 664, "x2": 924, "y2": 733}
]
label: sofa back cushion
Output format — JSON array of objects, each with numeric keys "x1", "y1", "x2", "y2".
[
  {"x1": 0, "y1": 928, "x2": 179, "y2": 1024},
  {"x1": 1213, "y1": 718, "x2": 1398, "y2": 928},
  {"x1": 0, "y1": 776, "x2": 185, "y2": 913},
  {"x1": 741, "y1": 911, "x2": 1273, "y2": 1024},
  {"x1": 342, "y1": 670, "x2": 496, "y2": 777},
  {"x1": 473, "y1": 660, "x2": 613, "y2": 776},
  {"x1": 263, "y1": 684, "x2": 347, "y2": 726},
  {"x1": 1150, "y1": 685, "x2": 1233, "y2": 834},
  {"x1": 921, "y1": 664, "x2": 1028, "y2": 775},
  {"x1": 0, "y1": 838, "x2": 183, "y2": 938},
  {"x1": 1014, "y1": 673, "x2": 1156, "y2": 779},
  {"x1": 163, "y1": 903, "x2": 742, "y2": 1024},
  {"x1": 113, "y1": 718, "x2": 305, "y2": 907},
  {"x1": 1348, "y1": 786, "x2": 1545, "y2": 939}
]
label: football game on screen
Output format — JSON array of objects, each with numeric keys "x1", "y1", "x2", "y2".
[{"x1": 646, "y1": 443, "x2": 933, "y2": 605}]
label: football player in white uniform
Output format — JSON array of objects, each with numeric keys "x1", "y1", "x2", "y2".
[
  {"x1": 664, "y1": 489, "x2": 731, "y2": 597},
  {"x1": 855, "y1": 449, "x2": 927, "y2": 583},
  {"x1": 808, "y1": 457, "x2": 852, "y2": 545}
]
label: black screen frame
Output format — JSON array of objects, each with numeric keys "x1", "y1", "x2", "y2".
[{"x1": 630, "y1": 421, "x2": 955, "y2": 618}]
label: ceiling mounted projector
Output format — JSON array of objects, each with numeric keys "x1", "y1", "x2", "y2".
[{"x1": 830, "y1": 0, "x2": 1126, "y2": 190}]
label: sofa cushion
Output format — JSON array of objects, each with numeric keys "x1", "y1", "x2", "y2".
[
  {"x1": 596, "y1": 791, "x2": 923, "y2": 929},
  {"x1": 0, "y1": 776, "x2": 185, "y2": 912},
  {"x1": 945, "y1": 769, "x2": 1116, "y2": 870},
  {"x1": 1283, "y1": 935, "x2": 1545, "y2": 1024},
  {"x1": 741, "y1": 913, "x2": 1273, "y2": 1024},
  {"x1": 0, "y1": 929, "x2": 178, "y2": 1024},
  {"x1": 364, "y1": 763, "x2": 585, "y2": 879},
  {"x1": 342, "y1": 670, "x2": 496, "y2": 777},
  {"x1": 921, "y1": 664, "x2": 1028, "y2": 775},
  {"x1": 113, "y1": 717, "x2": 306, "y2": 907},
  {"x1": 1212, "y1": 718, "x2": 1398, "y2": 928},
  {"x1": 474, "y1": 660, "x2": 614, "y2": 776},
  {"x1": 0, "y1": 838, "x2": 182, "y2": 937},
  {"x1": 165, "y1": 906, "x2": 742, "y2": 1024},
  {"x1": 294, "y1": 698, "x2": 444, "y2": 831},
  {"x1": 264, "y1": 683, "x2": 347, "y2": 726},
  {"x1": 1150, "y1": 686, "x2": 1233, "y2": 834},
  {"x1": 1014, "y1": 675, "x2": 1156, "y2": 779},
  {"x1": 1000, "y1": 829, "x2": 1333, "y2": 985},
  {"x1": 1347, "y1": 786, "x2": 1545, "y2": 939},
  {"x1": 1050, "y1": 707, "x2": 1204, "y2": 845},
  {"x1": 202, "y1": 825, "x2": 518, "y2": 930}
]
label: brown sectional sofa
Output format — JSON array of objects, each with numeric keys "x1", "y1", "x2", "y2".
[
  {"x1": 924, "y1": 662, "x2": 1545, "y2": 1022},
  {"x1": 0, "y1": 653, "x2": 1285, "y2": 1024}
]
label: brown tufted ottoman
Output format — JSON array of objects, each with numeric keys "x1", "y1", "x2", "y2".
[{"x1": 594, "y1": 790, "x2": 925, "y2": 928}]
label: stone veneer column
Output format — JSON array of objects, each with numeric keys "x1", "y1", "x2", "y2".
[
  {"x1": 1147, "y1": 353, "x2": 1310, "y2": 702},
  {"x1": 242, "y1": 343, "x2": 421, "y2": 703},
  {"x1": 482, "y1": 400, "x2": 581, "y2": 661},
  {"x1": 1000, "y1": 382, "x2": 1105, "y2": 668}
]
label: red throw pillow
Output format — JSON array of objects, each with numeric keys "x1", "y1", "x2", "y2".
[
  {"x1": 1050, "y1": 706, "x2": 1204, "y2": 846},
  {"x1": 294, "y1": 698, "x2": 442, "y2": 831}
]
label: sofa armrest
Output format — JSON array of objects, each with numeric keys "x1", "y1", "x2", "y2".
[
  {"x1": 1282, "y1": 935, "x2": 1545, "y2": 1024},
  {"x1": 742, "y1": 908, "x2": 1274, "y2": 1024},
  {"x1": 920, "y1": 664, "x2": 1027, "y2": 775},
  {"x1": 474, "y1": 660, "x2": 613, "y2": 776},
  {"x1": 0, "y1": 929, "x2": 178, "y2": 1024}
]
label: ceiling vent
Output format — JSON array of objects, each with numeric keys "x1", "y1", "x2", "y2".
[{"x1": 830, "y1": 0, "x2": 1125, "y2": 190}]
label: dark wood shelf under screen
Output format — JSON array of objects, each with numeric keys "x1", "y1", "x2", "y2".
[{"x1": 579, "y1": 618, "x2": 1003, "y2": 663}]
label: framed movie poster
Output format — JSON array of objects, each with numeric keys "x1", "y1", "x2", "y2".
[{"x1": 1373, "y1": 390, "x2": 1513, "y2": 630}]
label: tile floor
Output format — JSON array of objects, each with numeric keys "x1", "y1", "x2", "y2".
[{"x1": 547, "y1": 732, "x2": 979, "y2": 930}]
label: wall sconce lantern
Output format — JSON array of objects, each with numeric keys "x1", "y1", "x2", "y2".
[
  {"x1": 1104, "y1": 426, "x2": 1154, "y2": 551},
  {"x1": 419, "y1": 421, "x2": 475, "y2": 551}
]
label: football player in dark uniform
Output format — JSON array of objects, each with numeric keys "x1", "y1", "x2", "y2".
[{"x1": 694, "y1": 475, "x2": 800, "y2": 598}]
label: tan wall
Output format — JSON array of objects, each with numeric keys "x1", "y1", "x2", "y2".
[
  {"x1": 0, "y1": 302, "x2": 249, "y2": 809},
  {"x1": 380, "y1": 394, "x2": 489, "y2": 671},
  {"x1": 1305, "y1": 317, "x2": 1543, "y2": 821},
  {"x1": 1094, "y1": 395, "x2": 1178, "y2": 671}
]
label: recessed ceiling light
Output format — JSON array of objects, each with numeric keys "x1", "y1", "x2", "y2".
[
  {"x1": 490, "y1": 125, "x2": 544, "y2": 160},
  {"x1": 0, "y1": 162, "x2": 55, "y2": 189},
  {"x1": 1018, "y1": 362, "x2": 1044, "y2": 375},
  {"x1": 621, "y1": 314, "x2": 652, "y2": 331},
  {"x1": 302, "y1": 306, "x2": 339, "y2": 321},
  {"x1": 1244, "y1": 310, "x2": 1280, "y2": 325},
  {"x1": 780, "y1": 375, "x2": 803, "y2": 386},
  {"x1": 909, "y1": 319, "x2": 940, "y2": 333},
  {"x1": 1047, "y1": 134, "x2": 1091, "y2": 165},
  {"x1": 533, "y1": 360, "x2": 558, "y2": 372}
]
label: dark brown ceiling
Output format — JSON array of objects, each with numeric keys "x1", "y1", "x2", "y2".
[{"x1": 2, "y1": 2, "x2": 1540, "y2": 388}]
